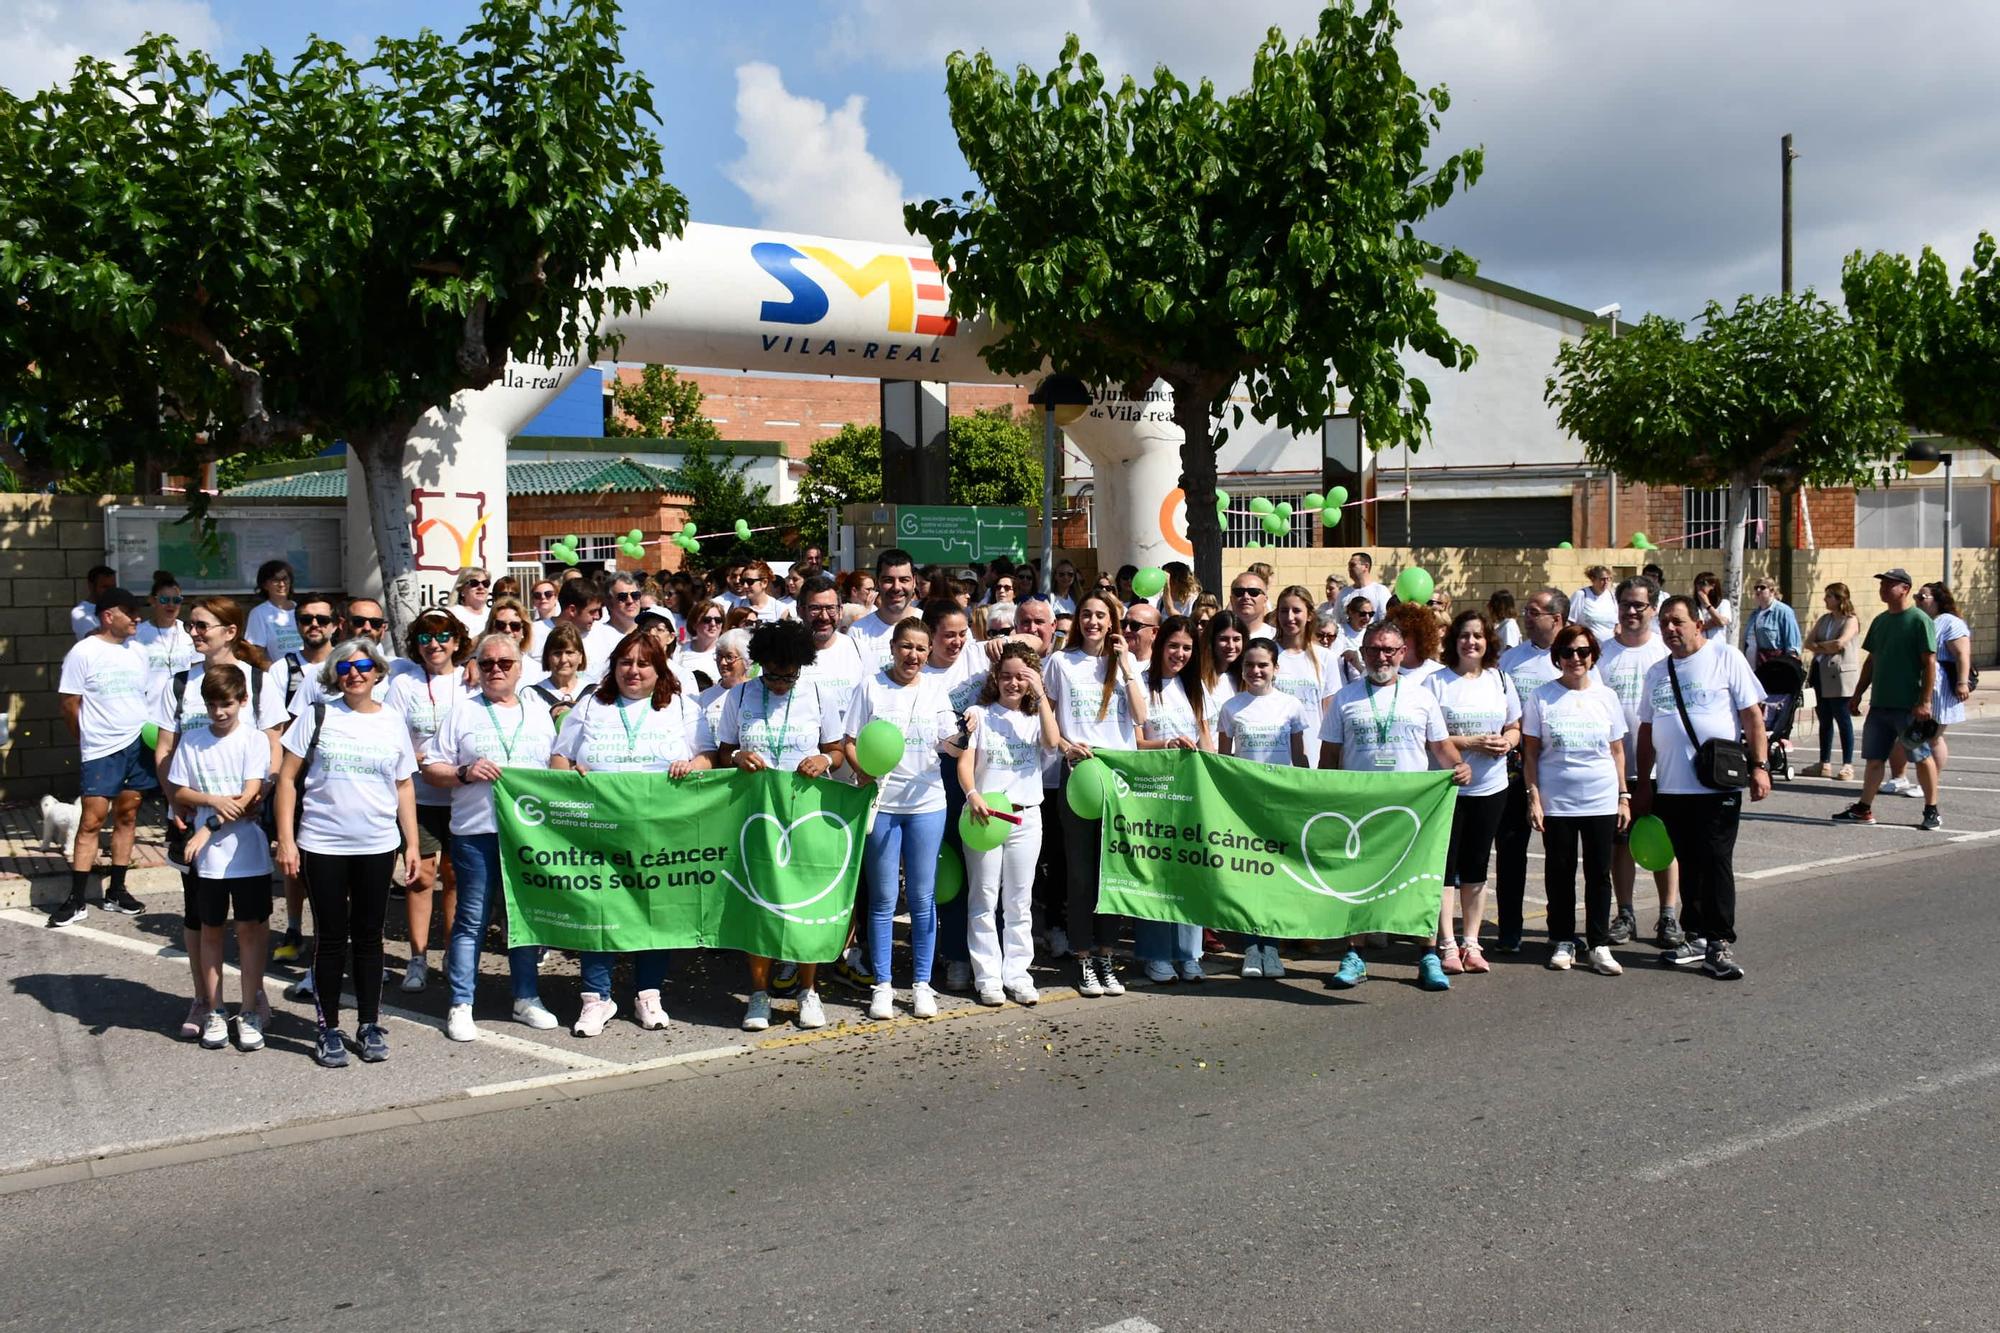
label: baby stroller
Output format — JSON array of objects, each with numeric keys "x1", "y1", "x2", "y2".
[{"x1": 1755, "y1": 654, "x2": 1808, "y2": 780}]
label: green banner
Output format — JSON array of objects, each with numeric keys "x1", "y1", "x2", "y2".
[
  {"x1": 1095, "y1": 750, "x2": 1456, "y2": 939},
  {"x1": 494, "y1": 767, "x2": 871, "y2": 962}
]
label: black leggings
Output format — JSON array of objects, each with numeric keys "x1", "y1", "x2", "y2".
[
  {"x1": 1056, "y1": 768, "x2": 1120, "y2": 952},
  {"x1": 302, "y1": 848, "x2": 396, "y2": 1030},
  {"x1": 1542, "y1": 813, "x2": 1616, "y2": 948},
  {"x1": 1445, "y1": 790, "x2": 1508, "y2": 886},
  {"x1": 1034, "y1": 783, "x2": 1068, "y2": 935}
]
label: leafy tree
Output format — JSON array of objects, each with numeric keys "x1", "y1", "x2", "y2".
[
  {"x1": 606, "y1": 364, "x2": 719, "y2": 440},
  {"x1": 1546, "y1": 294, "x2": 1905, "y2": 642},
  {"x1": 904, "y1": 0, "x2": 1482, "y2": 591},
  {"x1": 675, "y1": 439, "x2": 795, "y2": 563},
  {"x1": 1843, "y1": 233, "x2": 2000, "y2": 454},
  {"x1": 799, "y1": 423, "x2": 883, "y2": 515},
  {"x1": 0, "y1": 1, "x2": 685, "y2": 639},
  {"x1": 950, "y1": 406, "x2": 1042, "y2": 506}
]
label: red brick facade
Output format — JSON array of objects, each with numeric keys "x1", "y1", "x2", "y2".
[{"x1": 509, "y1": 491, "x2": 696, "y2": 575}]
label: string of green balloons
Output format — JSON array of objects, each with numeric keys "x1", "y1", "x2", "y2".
[{"x1": 1213, "y1": 485, "x2": 1351, "y2": 542}]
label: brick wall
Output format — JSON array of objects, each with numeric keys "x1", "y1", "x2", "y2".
[{"x1": 509, "y1": 492, "x2": 696, "y2": 575}]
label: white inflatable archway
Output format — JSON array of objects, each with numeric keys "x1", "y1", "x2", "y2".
[{"x1": 349, "y1": 221, "x2": 1189, "y2": 602}]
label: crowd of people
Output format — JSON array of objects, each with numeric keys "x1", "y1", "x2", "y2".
[{"x1": 50, "y1": 546, "x2": 1968, "y2": 1062}]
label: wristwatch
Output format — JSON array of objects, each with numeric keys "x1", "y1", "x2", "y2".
[{"x1": 1749, "y1": 759, "x2": 1769, "y2": 771}]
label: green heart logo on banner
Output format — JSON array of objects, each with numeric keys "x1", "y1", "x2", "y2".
[
  {"x1": 1284, "y1": 805, "x2": 1431, "y2": 905},
  {"x1": 719, "y1": 810, "x2": 856, "y2": 926}
]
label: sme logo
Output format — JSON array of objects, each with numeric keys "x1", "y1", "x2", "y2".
[{"x1": 752, "y1": 242, "x2": 958, "y2": 353}]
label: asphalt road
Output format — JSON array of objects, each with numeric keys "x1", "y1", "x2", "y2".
[{"x1": 4, "y1": 820, "x2": 1998, "y2": 1331}]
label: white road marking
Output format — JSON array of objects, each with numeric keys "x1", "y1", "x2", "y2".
[
  {"x1": 1742, "y1": 851, "x2": 1901, "y2": 881},
  {"x1": 1087, "y1": 1320, "x2": 1166, "y2": 1333},
  {"x1": 1638, "y1": 1056, "x2": 2000, "y2": 1182},
  {"x1": 466, "y1": 1041, "x2": 752, "y2": 1097}
]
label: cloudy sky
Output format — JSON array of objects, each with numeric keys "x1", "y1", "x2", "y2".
[{"x1": 6, "y1": 0, "x2": 1996, "y2": 322}]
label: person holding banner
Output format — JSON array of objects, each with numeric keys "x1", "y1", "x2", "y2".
[
  {"x1": 845, "y1": 618, "x2": 957, "y2": 1020},
  {"x1": 1218, "y1": 640, "x2": 1313, "y2": 980},
  {"x1": 1201, "y1": 610, "x2": 1248, "y2": 709},
  {"x1": 1046, "y1": 591, "x2": 1149, "y2": 998},
  {"x1": 383, "y1": 610, "x2": 471, "y2": 993},
  {"x1": 716, "y1": 618, "x2": 848, "y2": 1032},
  {"x1": 1135, "y1": 616, "x2": 1213, "y2": 983},
  {"x1": 1272, "y1": 586, "x2": 1341, "y2": 718},
  {"x1": 529, "y1": 622, "x2": 589, "y2": 727},
  {"x1": 425, "y1": 633, "x2": 562, "y2": 1043},
  {"x1": 1319, "y1": 621, "x2": 1471, "y2": 992},
  {"x1": 1521, "y1": 623, "x2": 1630, "y2": 976},
  {"x1": 1494, "y1": 589, "x2": 1573, "y2": 952},
  {"x1": 549, "y1": 632, "x2": 713, "y2": 1035},
  {"x1": 1426, "y1": 610, "x2": 1522, "y2": 974},
  {"x1": 961, "y1": 644, "x2": 1061, "y2": 1005},
  {"x1": 923, "y1": 600, "x2": 987, "y2": 993}
]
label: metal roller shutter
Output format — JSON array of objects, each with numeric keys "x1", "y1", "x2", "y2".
[{"x1": 1376, "y1": 497, "x2": 1573, "y2": 547}]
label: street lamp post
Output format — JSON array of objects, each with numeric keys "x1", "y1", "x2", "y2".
[{"x1": 1028, "y1": 374, "x2": 1094, "y2": 596}]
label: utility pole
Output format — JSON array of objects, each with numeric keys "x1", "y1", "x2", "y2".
[{"x1": 1776, "y1": 133, "x2": 1799, "y2": 607}]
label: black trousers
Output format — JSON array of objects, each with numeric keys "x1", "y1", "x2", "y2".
[
  {"x1": 1054, "y1": 767, "x2": 1120, "y2": 952},
  {"x1": 1494, "y1": 769, "x2": 1532, "y2": 942},
  {"x1": 1542, "y1": 813, "x2": 1617, "y2": 948},
  {"x1": 1653, "y1": 791, "x2": 1741, "y2": 944},
  {"x1": 1033, "y1": 783, "x2": 1068, "y2": 935},
  {"x1": 302, "y1": 848, "x2": 396, "y2": 1030}
]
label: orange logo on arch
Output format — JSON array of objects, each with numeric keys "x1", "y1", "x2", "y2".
[{"x1": 1158, "y1": 489, "x2": 1193, "y2": 557}]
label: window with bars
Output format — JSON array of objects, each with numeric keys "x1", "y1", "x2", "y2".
[
  {"x1": 1224, "y1": 490, "x2": 1319, "y2": 549},
  {"x1": 543, "y1": 534, "x2": 617, "y2": 565},
  {"x1": 1681, "y1": 486, "x2": 1768, "y2": 550}
]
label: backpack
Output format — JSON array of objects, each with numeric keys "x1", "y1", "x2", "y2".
[{"x1": 172, "y1": 662, "x2": 269, "y2": 731}]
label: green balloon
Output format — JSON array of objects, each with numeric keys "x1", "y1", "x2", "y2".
[
  {"x1": 1393, "y1": 567, "x2": 1435, "y2": 604},
  {"x1": 1245, "y1": 540, "x2": 1261, "y2": 549},
  {"x1": 563, "y1": 533, "x2": 578, "y2": 547},
  {"x1": 1326, "y1": 485, "x2": 1349, "y2": 509},
  {"x1": 1261, "y1": 512, "x2": 1288, "y2": 536},
  {"x1": 1320, "y1": 504, "x2": 1341, "y2": 529},
  {"x1": 627, "y1": 528, "x2": 643, "y2": 542},
  {"x1": 1130, "y1": 566, "x2": 1168, "y2": 599},
  {"x1": 1066, "y1": 757, "x2": 1111, "y2": 820},
  {"x1": 1303, "y1": 492, "x2": 1324, "y2": 511},
  {"x1": 1275, "y1": 501, "x2": 1293, "y2": 520},
  {"x1": 734, "y1": 519, "x2": 752, "y2": 541},
  {"x1": 681, "y1": 520, "x2": 697, "y2": 536},
  {"x1": 855, "y1": 718, "x2": 906, "y2": 777},
  {"x1": 958, "y1": 791, "x2": 1016, "y2": 853},
  {"x1": 1248, "y1": 496, "x2": 1275, "y2": 515},
  {"x1": 1629, "y1": 815, "x2": 1675, "y2": 872},
  {"x1": 1629, "y1": 531, "x2": 1650, "y2": 548},
  {"x1": 1557, "y1": 540, "x2": 1574, "y2": 549},
  {"x1": 933, "y1": 844, "x2": 966, "y2": 906},
  {"x1": 1215, "y1": 489, "x2": 1232, "y2": 511},
  {"x1": 141, "y1": 721, "x2": 159, "y2": 749},
  {"x1": 685, "y1": 536, "x2": 701, "y2": 554}
]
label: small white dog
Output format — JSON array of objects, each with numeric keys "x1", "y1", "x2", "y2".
[{"x1": 39, "y1": 794, "x2": 82, "y2": 857}]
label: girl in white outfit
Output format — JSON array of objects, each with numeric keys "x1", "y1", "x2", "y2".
[{"x1": 960, "y1": 643, "x2": 1061, "y2": 1007}]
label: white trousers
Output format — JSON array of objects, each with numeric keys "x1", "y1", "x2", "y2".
[{"x1": 966, "y1": 804, "x2": 1042, "y2": 989}]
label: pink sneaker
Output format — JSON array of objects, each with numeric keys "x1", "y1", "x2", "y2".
[
  {"x1": 633, "y1": 989, "x2": 669, "y2": 1030},
  {"x1": 1439, "y1": 942, "x2": 1465, "y2": 975},
  {"x1": 181, "y1": 998, "x2": 205, "y2": 1041},
  {"x1": 571, "y1": 993, "x2": 618, "y2": 1037},
  {"x1": 1461, "y1": 943, "x2": 1490, "y2": 974}
]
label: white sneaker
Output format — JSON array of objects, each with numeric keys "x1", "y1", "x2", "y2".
[
  {"x1": 1076, "y1": 956, "x2": 1105, "y2": 997},
  {"x1": 868, "y1": 983, "x2": 896, "y2": 1020},
  {"x1": 446, "y1": 1004, "x2": 478, "y2": 1042},
  {"x1": 1004, "y1": 978, "x2": 1040, "y2": 1006},
  {"x1": 633, "y1": 989, "x2": 669, "y2": 1030},
  {"x1": 1261, "y1": 945, "x2": 1286, "y2": 979},
  {"x1": 400, "y1": 955, "x2": 428, "y2": 992},
  {"x1": 796, "y1": 988, "x2": 827, "y2": 1029},
  {"x1": 1240, "y1": 949, "x2": 1265, "y2": 979},
  {"x1": 199, "y1": 1009, "x2": 229, "y2": 1050},
  {"x1": 976, "y1": 984, "x2": 1005, "y2": 1007},
  {"x1": 512, "y1": 997, "x2": 558, "y2": 1029},
  {"x1": 572, "y1": 993, "x2": 617, "y2": 1037},
  {"x1": 1586, "y1": 945, "x2": 1623, "y2": 976},
  {"x1": 1097, "y1": 956, "x2": 1125, "y2": 996},
  {"x1": 1047, "y1": 926, "x2": 1070, "y2": 958},
  {"x1": 1548, "y1": 941, "x2": 1576, "y2": 971},
  {"x1": 911, "y1": 982, "x2": 938, "y2": 1018},
  {"x1": 944, "y1": 960, "x2": 972, "y2": 991},
  {"x1": 1143, "y1": 960, "x2": 1176, "y2": 983},
  {"x1": 742, "y1": 990, "x2": 772, "y2": 1032}
]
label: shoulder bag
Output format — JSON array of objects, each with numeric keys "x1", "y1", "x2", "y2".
[{"x1": 1666, "y1": 656, "x2": 1749, "y2": 790}]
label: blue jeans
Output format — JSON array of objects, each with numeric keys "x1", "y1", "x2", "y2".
[
  {"x1": 934, "y1": 756, "x2": 970, "y2": 963},
  {"x1": 447, "y1": 832, "x2": 542, "y2": 1007},
  {"x1": 864, "y1": 808, "x2": 945, "y2": 986},
  {"x1": 1134, "y1": 919, "x2": 1202, "y2": 963},
  {"x1": 580, "y1": 950, "x2": 669, "y2": 997}
]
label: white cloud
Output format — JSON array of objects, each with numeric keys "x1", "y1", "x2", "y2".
[
  {"x1": 724, "y1": 61, "x2": 911, "y2": 243},
  {"x1": 0, "y1": 0, "x2": 220, "y2": 93}
]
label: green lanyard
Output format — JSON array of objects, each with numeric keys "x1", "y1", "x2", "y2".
[
  {"x1": 479, "y1": 697, "x2": 528, "y2": 765},
  {"x1": 1365, "y1": 677, "x2": 1401, "y2": 748},
  {"x1": 753, "y1": 681, "x2": 797, "y2": 767},
  {"x1": 614, "y1": 695, "x2": 647, "y2": 757}
]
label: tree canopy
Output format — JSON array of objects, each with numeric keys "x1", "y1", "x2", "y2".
[
  {"x1": 674, "y1": 440, "x2": 793, "y2": 564},
  {"x1": 606, "y1": 364, "x2": 719, "y2": 440},
  {"x1": 905, "y1": 0, "x2": 1481, "y2": 589},
  {"x1": 799, "y1": 424, "x2": 883, "y2": 516},
  {"x1": 1843, "y1": 233, "x2": 2000, "y2": 454},
  {"x1": 799, "y1": 407, "x2": 1043, "y2": 516}
]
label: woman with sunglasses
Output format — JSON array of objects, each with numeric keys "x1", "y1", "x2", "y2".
[
  {"x1": 275, "y1": 639, "x2": 422, "y2": 1067},
  {"x1": 1427, "y1": 610, "x2": 1522, "y2": 974},
  {"x1": 244, "y1": 559, "x2": 303, "y2": 658},
  {"x1": 1049, "y1": 561, "x2": 1079, "y2": 617},
  {"x1": 550, "y1": 631, "x2": 713, "y2": 1035},
  {"x1": 449, "y1": 567, "x2": 493, "y2": 637},
  {"x1": 135, "y1": 571, "x2": 195, "y2": 689},
  {"x1": 529, "y1": 578, "x2": 562, "y2": 644},
  {"x1": 739, "y1": 560, "x2": 792, "y2": 625},
  {"x1": 483, "y1": 596, "x2": 545, "y2": 687},
  {"x1": 679, "y1": 600, "x2": 729, "y2": 689},
  {"x1": 383, "y1": 611, "x2": 472, "y2": 991},
  {"x1": 427, "y1": 631, "x2": 562, "y2": 1042},
  {"x1": 1522, "y1": 624, "x2": 1629, "y2": 976}
]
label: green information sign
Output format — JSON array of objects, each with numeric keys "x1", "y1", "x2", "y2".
[{"x1": 893, "y1": 505, "x2": 1028, "y2": 564}]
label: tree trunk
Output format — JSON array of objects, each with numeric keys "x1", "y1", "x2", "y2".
[
  {"x1": 1722, "y1": 473, "x2": 1753, "y2": 652},
  {"x1": 349, "y1": 423, "x2": 423, "y2": 649},
  {"x1": 1171, "y1": 382, "x2": 1224, "y2": 595}
]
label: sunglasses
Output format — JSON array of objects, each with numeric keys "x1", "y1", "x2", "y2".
[
  {"x1": 1231, "y1": 587, "x2": 1265, "y2": 598},
  {"x1": 697, "y1": 615, "x2": 723, "y2": 625},
  {"x1": 476, "y1": 657, "x2": 517, "y2": 672},
  {"x1": 298, "y1": 614, "x2": 337, "y2": 627},
  {"x1": 495, "y1": 621, "x2": 526, "y2": 633},
  {"x1": 532, "y1": 589, "x2": 557, "y2": 600},
  {"x1": 416, "y1": 630, "x2": 456, "y2": 646},
  {"x1": 1554, "y1": 645, "x2": 1595, "y2": 661},
  {"x1": 613, "y1": 591, "x2": 643, "y2": 602},
  {"x1": 335, "y1": 658, "x2": 380, "y2": 677},
  {"x1": 189, "y1": 620, "x2": 222, "y2": 633},
  {"x1": 761, "y1": 668, "x2": 800, "y2": 684},
  {"x1": 462, "y1": 580, "x2": 489, "y2": 590},
  {"x1": 156, "y1": 595, "x2": 184, "y2": 606},
  {"x1": 1121, "y1": 619, "x2": 1150, "y2": 631},
  {"x1": 1618, "y1": 601, "x2": 1652, "y2": 612},
  {"x1": 349, "y1": 616, "x2": 387, "y2": 630},
  {"x1": 1363, "y1": 645, "x2": 1401, "y2": 657}
]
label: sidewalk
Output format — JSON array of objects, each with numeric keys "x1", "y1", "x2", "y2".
[{"x1": 0, "y1": 796, "x2": 175, "y2": 910}]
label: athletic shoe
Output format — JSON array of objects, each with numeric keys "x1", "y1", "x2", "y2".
[
  {"x1": 796, "y1": 988, "x2": 827, "y2": 1029},
  {"x1": 251, "y1": 989, "x2": 271, "y2": 1029},
  {"x1": 1702, "y1": 944, "x2": 1745, "y2": 980},
  {"x1": 45, "y1": 898, "x2": 86, "y2": 929},
  {"x1": 1837, "y1": 765, "x2": 1854, "y2": 781},
  {"x1": 1659, "y1": 938, "x2": 1708, "y2": 968},
  {"x1": 633, "y1": 990, "x2": 669, "y2": 1030},
  {"x1": 1799, "y1": 761, "x2": 1827, "y2": 779},
  {"x1": 180, "y1": 997, "x2": 206, "y2": 1041},
  {"x1": 1329, "y1": 950, "x2": 1368, "y2": 988},
  {"x1": 102, "y1": 887, "x2": 143, "y2": 916},
  {"x1": 1143, "y1": 960, "x2": 1177, "y2": 984},
  {"x1": 1494, "y1": 933, "x2": 1522, "y2": 955},
  {"x1": 512, "y1": 997, "x2": 558, "y2": 1030},
  {"x1": 314, "y1": 1027, "x2": 349, "y2": 1068},
  {"x1": 446, "y1": 1004, "x2": 478, "y2": 1042},
  {"x1": 1655, "y1": 912, "x2": 1686, "y2": 949},
  {"x1": 1178, "y1": 960, "x2": 1205, "y2": 984},
  {"x1": 1097, "y1": 957, "x2": 1125, "y2": 996},
  {"x1": 1831, "y1": 802, "x2": 1875, "y2": 824},
  {"x1": 290, "y1": 970, "x2": 316, "y2": 1001},
  {"x1": 1005, "y1": 978, "x2": 1040, "y2": 1006},
  {"x1": 944, "y1": 960, "x2": 972, "y2": 991},
  {"x1": 1415, "y1": 952, "x2": 1451, "y2": 992},
  {"x1": 235, "y1": 1010, "x2": 265, "y2": 1052},
  {"x1": 1878, "y1": 776, "x2": 1908, "y2": 796},
  {"x1": 769, "y1": 961, "x2": 801, "y2": 996},
  {"x1": 1046, "y1": 926, "x2": 1070, "y2": 958},
  {"x1": 1076, "y1": 956, "x2": 1105, "y2": 998},
  {"x1": 357, "y1": 1023, "x2": 390, "y2": 1062},
  {"x1": 1892, "y1": 777, "x2": 1922, "y2": 798},
  {"x1": 976, "y1": 985, "x2": 1005, "y2": 1007},
  {"x1": 1586, "y1": 945, "x2": 1624, "y2": 976},
  {"x1": 911, "y1": 983, "x2": 938, "y2": 1019},
  {"x1": 1260, "y1": 945, "x2": 1284, "y2": 980},
  {"x1": 400, "y1": 956, "x2": 428, "y2": 992},
  {"x1": 200, "y1": 1009, "x2": 230, "y2": 1050},
  {"x1": 271, "y1": 930, "x2": 306, "y2": 963},
  {"x1": 1608, "y1": 908, "x2": 1637, "y2": 946},
  {"x1": 1238, "y1": 949, "x2": 1265, "y2": 980},
  {"x1": 1460, "y1": 943, "x2": 1490, "y2": 974},
  {"x1": 868, "y1": 983, "x2": 896, "y2": 1021},
  {"x1": 572, "y1": 993, "x2": 618, "y2": 1037},
  {"x1": 831, "y1": 953, "x2": 874, "y2": 991},
  {"x1": 1921, "y1": 806, "x2": 1942, "y2": 832},
  {"x1": 741, "y1": 991, "x2": 772, "y2": 1032},
  {"x1": 1548, "y1": 941, "x2": 1576, "y2": 971}
]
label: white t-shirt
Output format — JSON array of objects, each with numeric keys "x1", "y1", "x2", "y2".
[
  {"x1": 1274, "y1": 647, "x2": 1341, "y2": 715},
  {"x1": 134, "y1": 621, "x2": 196, "y2": 682},
  {"x1": 150, "y1": 660, "x2": 289, "y2": 740},
  {"x1": 1347, "y1": 582, "x2": 1391, "y2": 623},
  {"x1": 281, "y1": 702, "x2": 417, "y2": 855},
  {"x1": 1701, "y1": 598, "x2": 1734, "y2": 642},
  {"x1": 716, "y1": 679, "x2": 843, "y2": 769},
  {"x1": 244, "y1": 601, "x2": 303, "y2": 658},
  {"x1": 1496, "y1": 617, "x2": 1523, "y2": 650},
  {"x1": 1426, "y1": 667, "x2": 1521, "y2": 797},
  {"x1": 1598, "y1": 635, "x2": 1671, "y2": 780},
  {"x1": 1570, "y1": 586, "x2": 1619, "y2": 640},
  {"x1": 848, "y1": 607, "x2": 909, "y2": 673},
  {"x1": 551, "y1": 691, "x2": 711, "y2": 773},
  {"x1": 428, "y1": 694, "x2": 560, "y2": 836},
  {"x1": 1523, "y1": 680, "x2": 1627, "y2": 817},
  {"x1": 71, "y1": 601, "x2": 99, "y2": 639},
  {"x1": 384, "y1": 668, "x2": 473, "y2": 808},
  {"x1": 166, "y1": 723, "x2": 273, "y2": 879},
  {"x1": 695, "y1": 681, "x2": 733, "y2": 750},
  {"x1": 59, "y1": 636, "x2": 152, "y2": 760},
  {"x1": 1246, "y1": 622, "x2": 1276, "y2": 642},
  {"x1": 1044, "y1": 649, "x2": 1139, "y2": 750},
  {"x1": 923, "y1": 652, "x2": 989, "y2": 724},
  {"x1": 1499, "y1": 639, "x2": 1595, "y2": 707},
  {"x1": 1144, "y1": 676, "x2": 1214, "y2": 747},
  {"x1": 679, "y1": 645, "x2": 720, "y2": 689},
  {"x1": 743, "y1": 598, "x2": 793, "y2": 625},
  {"x1": 449, "y1": 604, "x2": 489, "y2": 637},
  {"x1": 843, "y1": 670, "x2": 955, "y2": 813},
  {"x1": 800, "y1": 632, "x2": 869, "y2": 726},
  {"x1": 1334, "y1": 623, "x2": 1369, "y2": 684},
  {"x1": 1320, "y1": 676, "x2": 1446, "y2": 773},
  {"x1": 1048, "y1": 593, "x2": 1077, "y2": 617},
  {"x1": 1401, "y1": 659, "x2": 1445, "y2": 686},
  {"x1": 970, "y1": 702, "x2": 1051, "y2": 807},
  {"x1": 1218, "y1": 690, "x2": 1311, "y2": 767},
  {"x1": 1639, "y1": 642, "x2": 1763, "y2": 796},
  {"x1": 582, "y1": 621, "x2": 637, "y2": 682}
]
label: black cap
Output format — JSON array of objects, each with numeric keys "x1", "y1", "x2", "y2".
[
  {"x1": 1873, "y1": 567, "x2": 1914, "y2": 586},
  {"x1": 93, "y1": 587, "x2": 143, "y2": 617}
]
